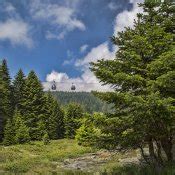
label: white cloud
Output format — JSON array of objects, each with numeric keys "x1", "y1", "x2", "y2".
[
  {"x1": 44, "y1": 0, "x2": 143, "y2": 92},
  {"x1": 76, "y1": 42, "x2": 115, "y2": 68},
  {"x1": 44, "y1": 70, "x2": 110, "y2": 92},
  {"x1": 80, "y1": 44, "x2": 88, "y2": 53},
  {"x1": 44, "y1": 42, "x2": 115, "y2": 91},
  {"x1": 30, "y1": 0, "x2": 85, "y2": 40},
  {"x1": 46, "y1": 71, "x2": 69, "y2": 82},
  {"x1": 0, "y1": 19, "x2": 33, "y2": 47},
  {"x1": 114, "y1": 0, "x2": 143, "y2": 35}
]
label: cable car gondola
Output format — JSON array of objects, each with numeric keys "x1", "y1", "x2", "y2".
[
  {"x1": 71, "y1": 83, "x2": 76, "y2": 91},
  {"x1": 51, "y1": 81, "x2": 57, "y2": 91}
]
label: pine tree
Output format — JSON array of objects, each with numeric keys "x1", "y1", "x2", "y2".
[
  {"x1": 3, "y1": 119, "x2": 15, "y2": 146},
  {"x1": 13, "y1": 110, "x2": 30, "y2": 144},
  {"x1": 20, "y1": 71, "x2": 46, "y2": 140},
  {"x1": 0, "y1": 63, "x2": 5, "y2": 141},
  {"x1": 13, "y1": 69, "x2": 26, "y2": 110},
  {"x1": 91, "y1": 2, "x2": 175, "y2": 165},
  {"x1": 64, "y1": 103, "x2": 83, "y2": 139},
  {"x1": 36, "y1": 120, "x2": 46, "y2": 140},
  {"x1": 1, "y1": 60, "x2": 13, "y2": 117},
  {"x1": 45, "y1": 93, "x2": 65, "y2": 139},
  {"x1": 0, "y1": 60, "x2": 13, "y2": 141}
]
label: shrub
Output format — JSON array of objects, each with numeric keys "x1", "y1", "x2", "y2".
[{"x1": 43, "y1": 132, "x2": 50, "y2": 145}]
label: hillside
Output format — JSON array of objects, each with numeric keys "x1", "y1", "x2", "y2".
[{"x1": 50, "y1": 91, "x2": 112, "y2": 113}]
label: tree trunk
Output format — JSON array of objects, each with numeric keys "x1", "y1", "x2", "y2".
[{"x1": 161, "y1": 137, "x2": 173, "y2": 162}]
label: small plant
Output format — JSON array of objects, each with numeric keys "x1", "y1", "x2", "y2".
[{"x1": 43, "y1": 132, "x2": 50, "y2": 145}]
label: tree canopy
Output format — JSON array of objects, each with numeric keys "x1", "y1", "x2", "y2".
[{"x1": 91, "y1": 2, "x2": 175, "y2": 166}]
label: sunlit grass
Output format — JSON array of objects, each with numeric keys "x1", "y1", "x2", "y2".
[{"x1": 0, "y1": 139, "x2": 95, "y2": 174}]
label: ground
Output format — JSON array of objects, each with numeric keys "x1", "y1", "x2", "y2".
[{"x1": 0, "y1": 139, "x2": 140, "y2": 174}]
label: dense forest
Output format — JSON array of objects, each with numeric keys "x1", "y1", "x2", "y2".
[{"x1": 51, "y1": 91, "x2": 112, "y2": 113}]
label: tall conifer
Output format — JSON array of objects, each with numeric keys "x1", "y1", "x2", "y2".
[
  {"x1": 45, "y1": 93, "x2": 65, "y2": 139},
  {"x1": 13, "y1": 110, "x2": 30, "y2": 144},
  {"x1": 13, "y1": 69, "x2": 26, "y2": 110},
  {"x1": 91, "y1": 2, "x2": 175, "y2": 165},
  {"x1": 3, "y1": 119, "x2": 15, "y2": 145},
  {"x1": 21, "y1": 71, "x2": 46, "y2": 140},
  {"x1": 0, "y1": 60, "x2": 13, "y2": 141}
]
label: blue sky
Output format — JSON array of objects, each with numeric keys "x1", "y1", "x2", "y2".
[{"x1": 0, "y1": 0, "x2": 143, "y2": 91}]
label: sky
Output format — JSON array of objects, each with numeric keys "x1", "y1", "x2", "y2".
[{"x1": 0, "y1": 0, "x2": 143, "y2": 91}]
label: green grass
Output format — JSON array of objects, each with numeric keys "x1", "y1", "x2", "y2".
[
  {"x1": 99, "y1": 164, "x2": 175, "y2": 175},
  {"x1": 1, "y1": 140, "x2": 175, "y2": 175},
  {"x1": 0, "y1": 139, "x2": 95, "y2": 174}
]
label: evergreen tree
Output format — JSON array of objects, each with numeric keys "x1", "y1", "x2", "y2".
[
  {"x1": 3, "y1": 119, "x2": 15, "y2": 146},
  {"x1": 0, "y1": 63, "x2": 5, "y2": 141},
  {"x1": 36, "y1": 120, "x2": 46, "y2": 140},
  {"x1": 1, "y1": 60, "x2": 13, "y2": 117},
  {"x1": 0, "y1": 60, "x2": 13, "y2": 141},
  {"x1": 13, "y1": 110, "x2": 30, "y2": 144},
  {"x1": 13, "y1": 69, "x2": 26, "y2": 110},
  {"x1": 45, "y1": 93, "x2": 65, "y2": 139},
  {"x1": 91, "y1": 2, "x2": 175, "y2": 166},
  {"x1": 20, "y1": 71, "x2": 46, "y2": 140},
  {"x1": 64, "y1": 103, "x2": 83, "y2": 139}
]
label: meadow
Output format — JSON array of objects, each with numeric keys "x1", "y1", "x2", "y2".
[{"x1": 0, "y1": 139, "x2": 95, "y2": 174}]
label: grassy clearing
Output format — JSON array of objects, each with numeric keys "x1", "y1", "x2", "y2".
[{"x1": 0, "y1": 139, "x2": 95, "y2": 174}]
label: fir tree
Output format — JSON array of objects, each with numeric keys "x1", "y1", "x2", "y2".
[
  {"x1": 1, "y1": 60, "x2": 13, "y2": 117},
  {"x1": 3, "y1": 119, "x2": 15, "y2": 146},
  {"x1": 45, "y1": 93, "x2": 65, "y2": 139},
  {"x1": 36, "y1": 120, "x2": 46, "y2": 140},
  {"x1": 13, "y1": 69, "x2": 26, "y2": 110},
  {"x1": 0, "y1": 60, "x2": 13, "y2": 141},
  {"x1": 13, "y1": 110, "x2": 30, "y2": 144},
  {"x1": 91, "y1": 2, "x2": 175, "y2": 165},
  {"x1": 64, "y1": 103, "x2": 83, "y2": 139},
  {"x1": 20, "y1": 71, "x2": 46, "y2": 140}
]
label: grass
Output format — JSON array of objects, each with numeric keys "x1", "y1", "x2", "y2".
[
  {"x1": 0, "y1": 139, "x2": 95, "y2": 174},
  {"x1": 1, "y1": 140, "x2": 175, "y2": 174},
  {"x1": 99, "y1": 164, "x2": 175, "y2": 175}
]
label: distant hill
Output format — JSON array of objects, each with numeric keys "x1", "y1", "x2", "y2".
[{"x1": 50, "y1": 91, "x2": 112, "y2": 113}]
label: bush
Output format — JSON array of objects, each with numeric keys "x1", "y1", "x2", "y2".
[
  {"x1": 43, "y1": 133, "x2": 50, "y2": 145},
  {"x1": 64, "y1": 103, "x2": 84, "y2": 139},
  {"x1": 76, "y1": 123, "x2": 101, "y2": 147},
  {"x1": 3, "y1": 119, "x2": 15, "y2": 146},
  {"x1": 75, "y1": 113, "x2": 103, "y2": 147},
  {"x1": 13, "y1": 110, "x2": 30, "y2": 144}
]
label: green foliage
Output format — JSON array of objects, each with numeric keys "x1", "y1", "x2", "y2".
[
  {"x1": 45, "y1": 93, "x2": 65, "y2": 139},
  {"x1": 43, "y1": 132, "x2": 50, "y2": 145},
  {"x1": 20, "y1": 71, "x2": 46, "y2": 140},
  {"x1": 0, "y1": 60, "x2": 13, "y2": 141},
  {"x1": 3, "y1": 119, "x2": 15, "y2": 146},
  {"x1": 13, "y1": 69, "x2": 26, "y2": 110},
  {"x1": 64, "y1": 103, "x2": 84, "y2": 139},
  {"x1": 51, "y1": 91, "x2": 113, "y2": 113},
  {"x1": 75, "y1": 114, "x2": 102, "y2": 147},
  {"x1": 13, "y1": 110, "x2": 30, "y2": 144},
  {"x1": 91, "y1": 2, "x2": 175, "y2": 166},
  {"x1": 0, "y1": 61, "x2": 65, "y2": 143}
]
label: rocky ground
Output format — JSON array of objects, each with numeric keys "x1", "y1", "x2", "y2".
[{"x1": 58, "y1": 150, "x2": 140, "y2": 172}]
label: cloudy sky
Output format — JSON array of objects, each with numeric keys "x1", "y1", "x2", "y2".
[{"x1": 0, "y1": 0, "x2": 143, "y2": 91}]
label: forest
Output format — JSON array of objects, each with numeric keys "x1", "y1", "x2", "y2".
[
  {"x1": 0, "y1": 1, "x2": 174, "y2": 174},
  {"x1": 51, "y1": 91, "x2": 112, "y2": 113}
]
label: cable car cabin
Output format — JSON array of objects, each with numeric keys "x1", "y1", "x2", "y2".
[
  {"x1": 71, "y1": 83, "x2": 76, "y2": 91},
  {"x1": 51, "y1": 81, "x2": 57, "y2": 91}
]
